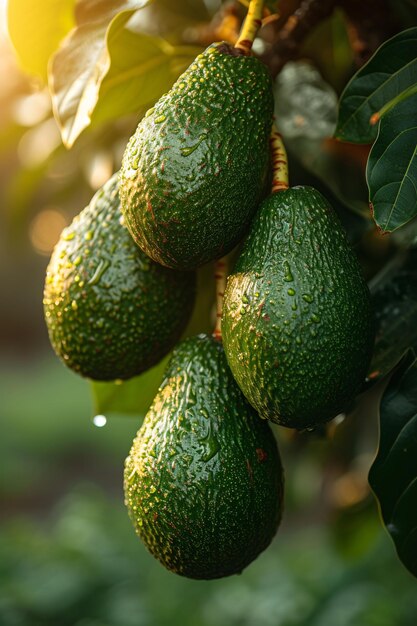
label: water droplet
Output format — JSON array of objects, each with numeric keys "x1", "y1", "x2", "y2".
[
  {"x1": 88, "y1": 259, "x2": 110, "y2": 285},
  {"x1": 311, "y1": 314, "x2": 320, "y2": 323},
  {"x1": 241, "y1": 294, "x2": 249, "y2": 304},
  {"x1": 85, "y1": 230, "x2": 93, "y2": 241},
  {"x1": 302, "y1": 294, "x2": 313, "y2": 303},
  {"x1": 63, "y1": 231, "x2": 75, "y2": 241},
  {"x1": 287, "y1": 288, "x2": 295, "y2": 296},
  {"x1": 93, "y1": 414, "x2": 107, "y2": 427},
  {"x1": 283, "y1": 261, "x2": 293, "y2": 282},
  {"x1": 145, "y1": 107, "x2": 155, "y2": 117},
  {"x1": 71, "y1": 300, "x2": 78, "y2": 311},
  {"x1": 155, "y1": 114, "x2": 166, "y2": 124},
  {"x1": 180, "y1": 132, "x2": 207, "y2": 156}
]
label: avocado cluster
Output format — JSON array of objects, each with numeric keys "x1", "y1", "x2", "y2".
[{"x1": 44, "y1": 40, "x2": 374, "y2": 581}]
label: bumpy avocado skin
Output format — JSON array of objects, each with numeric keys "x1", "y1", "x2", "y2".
[
  {"x1": 222, "y1": 186, "x2": 375, "y2": 429},
  {"x1": 119, "y1": 42, "x2": 273, "y2": 270},
  {"x1": 124, "y1": 334, "x2": 284, "y2": 580},
  {"x1": 43, "y1": 174, "x2": 196, "y2": 381}
]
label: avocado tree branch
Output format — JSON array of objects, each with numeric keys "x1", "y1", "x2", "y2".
[
  {"x1": 213, "y1": 257, "x2": 228, "y2": 342},
  {"x1": 262, "y1": 0, "x2": 338, "y2": 77},
  {"x1": 235, "y1": 0, "x2": 264, "y2": 54},
  {"x1": 270, "y1": 123, "x2": 289, "y2": 192},
  {"x1": 339, "y1": 0, "x2": 400, "y2": 67}
]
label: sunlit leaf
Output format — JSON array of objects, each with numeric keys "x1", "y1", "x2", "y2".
[
  {"x1": 74, "y1": 0, "x2": 152, "y2": 24},
  {"x1": 369, "y1": 350, "x2": 417, "y2": 578},
  {"x1": 49, "y1": 8, "x2": 141, "y2": 147},
  {"x1": 366, "y1": 92, "x2": 417, "y2": 232},
  {"x1": 92, "y1": 31, "x2": 201, "y2": 129},
  {"x1": 335, "y1": 28, "x2": 417, "y2": 144},
  {"x1": 7, "y1": 0, "x2": 75, "y2": 80}
]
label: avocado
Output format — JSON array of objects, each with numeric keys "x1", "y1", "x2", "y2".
[
  {"x1": 43, "y1": 174, "x2": 196, "y2": 381},
  {"x1": 119, "y1": 42, "x2": 273, "y2": 271},
  {"x1": 124, "y1": 334, "x2": 284, "y2": 579},
  {"x1": 222, "y1": 186, "x2": 375, "y2": 429}
]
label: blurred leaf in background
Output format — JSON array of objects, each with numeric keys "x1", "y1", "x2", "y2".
[{"x1": 7, "y1": 0, "x2": 75, "y2": 80}]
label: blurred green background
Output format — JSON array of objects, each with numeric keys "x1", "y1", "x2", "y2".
[{"x1": 1, "y1": 1, "x2": 417, "y2": 624}]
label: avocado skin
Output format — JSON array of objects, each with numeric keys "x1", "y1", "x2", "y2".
[
  {"x1": 119, "y1": 42, "x2": 273, "y2": 270},
  {"x1": 43, "y1": 174, "x2": 196, "y2": 381},
  {"x1": 222, "y1": 186, "x2": 375, "y2": 429},
  {"x1": 124, "y1": 334, "x2": 283, "y2": 579}
]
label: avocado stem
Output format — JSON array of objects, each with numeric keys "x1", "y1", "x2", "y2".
[
  {"x1": 213, "y1": 257, "x2": 228, "y2": 342},
  {"x1": 270, "y1": 123, "x2": 289, "y2": 193},
  {"x1": 235, "y1": 0, "x2": 264, "y2": 55}
]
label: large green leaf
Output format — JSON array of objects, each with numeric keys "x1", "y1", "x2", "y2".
[
  {"x1": 49, "y1": 5, "x2": 148, "y2": 147},
  {"x1": 335, "y1": 28, "x2": 417, "y2": 144},
  {"x1": 366, "y1": 92, "x2": 417, "y2": 232},
  {"x1": 7, "y1": 0, "x2": 75, "y2": 80},
  {"x1": 369, "y1": 350, "x2": 417, "y2": 578},
  {"x1": 370, "y1": 249, "x2": 417, "y2": 378},
  {"x1": 49, "y1": 1, "x2": 201, "y2": 147},
  {"x1": 92, "y1": 31, "x2": 200, "y2": 129}
]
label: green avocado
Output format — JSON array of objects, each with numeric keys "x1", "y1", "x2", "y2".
[
  {"x1": 119, "y1": 42, "x2": 273, "y2": 270},
  {"x1": 222, "y1": 186, "x2": 375, "y2": 429},
  {"x1": 124, "y1": 334, "x2": 284, "y2": 579},
  {"x1": 43, "y1": 174, "x2": 196, "y2": 381}
]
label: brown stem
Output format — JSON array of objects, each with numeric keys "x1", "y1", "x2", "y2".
[{"x1": 213, "y1": 257, "x2": 228, "y2": 342}]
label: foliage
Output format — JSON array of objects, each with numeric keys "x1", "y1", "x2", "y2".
[
  {"x1": 369, "y1": 350, "x2": 417, "y2": 578},
  {"x1": 370, "y1": 248, "x2": 417, "y2": 377},
  {"x1": 335, "y1": 28, "x2": 417, "y2": 232},
  {"x1": 5, "y1": 0, "x2": 417, "y2": 587}
]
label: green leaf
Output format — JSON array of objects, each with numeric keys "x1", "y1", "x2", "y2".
[
  {"x1": 366, "y1": 92, "x2": 417, "y2": 232},
  {"x1": 91, "y1": 32, "x2": 200, "y2": 129},
  {"x1": 370, "y1": 249, "x2": 417, "y2": 378},
  {"x1": 49, "y1": 7, "x2": 143, "y2": 147},
  {"x1": 335, "y1": 28, "x2": 417, "y2": 144},
  {"x1": 369, "y1": 350, "x2": 417, "y2": 578},
  {"x1": 74, "y1": 0, "x2": 151, "y2": 24},
  {"x1": 7, "y1": 0, "x2": 75, "y2": 80},
  {"x1": 91, "y1": 357, "x2": 168, "y2": 419},
  {"x1": 49, "y1": 0, "x2": 201, "y2": 147}
]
